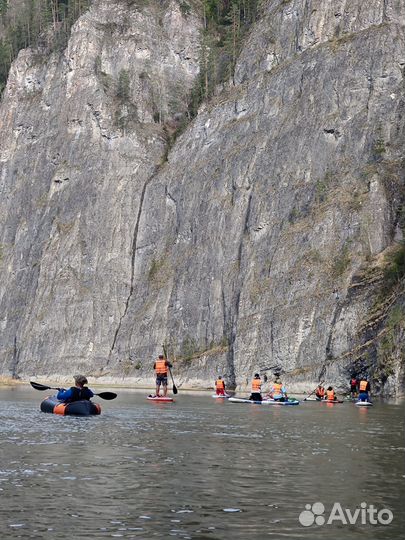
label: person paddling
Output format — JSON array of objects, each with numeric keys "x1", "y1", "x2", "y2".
[
  {"x1": 249, "y1": 373, "x2": 262, "y2": 402},
  {"x1": 315, "y1": 384, "x2": 325, "y2": 400},
  {"x1": 358, "y1": 379, "x2": 371, "y2": 402},
  {"x1": 56, "y1": 375, "x2": 94, "y2": 403},
  {"x1": 153, "y1": 354, "x2": 172, "y2": 397},
  {"x1": 325, "y1": 386, "x2": 337, "y2": 402},
  {"x1": 270, "y1": 378, "x2": 288, "y2": 401},
  {"x1": 215, "y1": 376, "x2": 227, "y2": 396}
]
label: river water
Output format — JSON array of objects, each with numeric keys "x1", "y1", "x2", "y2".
[{"x1": 0, "y1": 386, "x2": 404, "y2": 539}]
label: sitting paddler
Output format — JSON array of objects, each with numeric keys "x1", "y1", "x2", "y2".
[
  {"x1": 270, "y1": 378, "x2": 288, "y2": 401},
  {"x1": 153, "y1": 354, "x2": 172, "y2": 397},
  {"x1": 249, "y1": 373, "x2": 262, "y2": 402},
  {"x1": 215, "y1": 375, "x2": 227, "y2": 396},
  {"x1": 56, "y1": 374, "x2": 94, "y2": 403},
  {"x1": 315, "y1": 384, "x2": 325, "y2": 400},
  {"x1": 358, "y1": 378, "x2": 371, "y2": 402},
  {"x1": 325, "y1": 386, "x2": 337, "y2": 401}
]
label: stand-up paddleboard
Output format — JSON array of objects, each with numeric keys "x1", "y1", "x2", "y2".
[
  {"x1": 355, "y1": 400, "x2": 373, "y2": 406},
  {"x1": 229, "y1": 397, "x2": 299, "y2": 406},
  {"x1": 304, "y1": 398, "x2": 344, "y2": 403},
  {"x1": 147, "y1": 395, "x2": 174, "y2": 402},
  {"x1": 212, "y1": 394, "x2": 230, "y2": 399}
]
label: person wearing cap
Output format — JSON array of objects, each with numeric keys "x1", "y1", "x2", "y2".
[
  {"x1": 249, "y1": 373, "x2": 262, "y2": 402},
  {"x1": 56, "y1": 375, "x2": 94, "y2": 403},
  {"x1": 153, "y1": 354, "x2": 172, "y2": 397}
]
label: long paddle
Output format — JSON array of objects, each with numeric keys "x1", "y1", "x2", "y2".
[
  {"x1": 304, "y1": 381, "x2": 325, "y2": 401},
  {"x1": 168, "y1": 366, "x2": 178, "y2": 395},
  {"x1": 163, "y1": 343, "x2": 178, "y2": 395},
  {"x1": 30, "y1": 381, "x2": 117, "y2": 400}
]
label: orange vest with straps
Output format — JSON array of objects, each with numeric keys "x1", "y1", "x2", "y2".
[
  {"x1": 155, "y1": 359, "x2": 168, "y2": 375},
  {"x1": 273, "y1": 382, "x2": 282, "y2": 394},
  {"x1": 359, "y1": 380, "x2": 368, "y2": 391},
  {"x1": 326, "y1": 389, "x2": 335, "y2": 400},
  {"x1": 252, "y1": 379, "x2": 261, "y2": 392},
  {"x1": 216, "y1": 379, "x2": 225, "y2": 390}
]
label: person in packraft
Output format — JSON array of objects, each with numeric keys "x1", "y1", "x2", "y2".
[
  {"x1": 325, "y1": 385, "x2": 337, "y2": 401},
  {"x1": 315, "y1": 384, "x2": 325, "y2": 400},
  {"x1": 249, "y1": 373, "x2": 262, "y2": 402},
  {"x1": 358, "y1": 379, "x2": 371, "y2": 402},
  {"x1": 215, "y1": 376, "x2": 227, "y2": 396},
  {"x1": 56, "y1": 375, "x2": 94, "y2": 402},
  {"x1": 153, "y1": 354, "x2": 172, "y2": 397}
]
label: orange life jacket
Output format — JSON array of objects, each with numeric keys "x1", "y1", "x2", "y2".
[
  {"x1": 359, "y1": 380, "x2": 368, "y2": 391},
  {"x1": 273, "y1": 382, "x2": 282, "y2": 394},
  {"x1": 317, "y1": 387, "x2": 325, "y2": 397},
  {"x1": 216, "y1": 379, "x2": 225, "y2": 390},
  {"x1": 326, "y1": 389, "x2": 335, "y2": 400},
  {"x1": 155, "y1": 359, "x2": 168, "y2": 375},
  {"x1": 252, "y1": 379, "x2": 261, "y2": 392}
]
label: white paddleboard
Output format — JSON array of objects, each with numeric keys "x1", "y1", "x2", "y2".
[
  {"x1": 355, "y1": 401, "x2": 373, "y2": 407},
  {"x1": 229, "y1": 397, "x2": 299, "y2": 406}
]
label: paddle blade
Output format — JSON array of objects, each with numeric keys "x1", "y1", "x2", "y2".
[
  {"x1": 30, "y1": 381, "x2": 51, "y2": 391},
  {"x1": 96, "y1": 391, "x2": 117, "y2": 400},
  {"x1": 172, "y1": 384, "x2": 178, "y2": 395}
]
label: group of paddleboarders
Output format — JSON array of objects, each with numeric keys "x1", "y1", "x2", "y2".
[
  {"x1": 215, "y1": 373, "x2": 289, "y2": 402},
  {"x1": 314, "y1": 384, "x2": 338, "y2": 401},
  {"x1": 349, "y1": 377, "x2": 371, "y2": 401},
  {"x1": 248, "y1": 373, "x2": 289, "y2": 402},
  {"x1": 52, "y1": 363, "x2": 371, "y2": 407},
  {"x1": 215, "y1": 373, "x2": 372, "y2": 403},
  {"x1": 313, "y1": 378, "x2": 371, "y2": 402}
]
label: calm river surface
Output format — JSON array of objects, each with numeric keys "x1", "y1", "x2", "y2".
[{"x1": 0, "y1": 386, "x2": 404, "y2": 539}]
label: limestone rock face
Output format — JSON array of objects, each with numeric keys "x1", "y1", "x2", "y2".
[
  {"x1": 0, "y1": 0, "x2": 404, "y2": 394},
  {"x1": 0, "y1": 0, "x2": 201, "y2": 380}
]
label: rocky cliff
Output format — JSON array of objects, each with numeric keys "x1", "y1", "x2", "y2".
[{"x1": 1, "y1": 0, "x2": 404, "y2": 395}]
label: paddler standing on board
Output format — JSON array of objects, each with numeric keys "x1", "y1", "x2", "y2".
[
  {"x1": 215, "y1": 376, "x2": 227, "y2": 396},
  {"x1": 350, "y1": 376, "x2": 359, "y2": 398},
  {"x1": 153, "y1": 354, "x2": 172, "y2": 397},
  {"x1": 358, "y1": 378, "x2": 371, "y2": 402},
  {"x1": 249, "y1": 373, "x2": 262, "y2": 402}
]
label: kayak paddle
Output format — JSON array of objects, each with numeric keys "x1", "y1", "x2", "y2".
[{"x1": 30, "y1": 381, "x2": 117, "y2": 400}]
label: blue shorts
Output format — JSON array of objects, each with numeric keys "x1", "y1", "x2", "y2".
[
  {"x1": 358, "y1": 392, "x2": 369, "y2": 401},
  {"x1": 156, "y1": 375, "x2": 168, "y2": 386}
]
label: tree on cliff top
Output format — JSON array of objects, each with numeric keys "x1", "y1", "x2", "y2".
[{"x1": 0, "y1": 0, "x2": 90, "y2": 97}]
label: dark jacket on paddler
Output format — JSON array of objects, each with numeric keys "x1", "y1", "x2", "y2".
[{"x1": 57, "y1": 387, "x2": 94, "y2": 402}]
